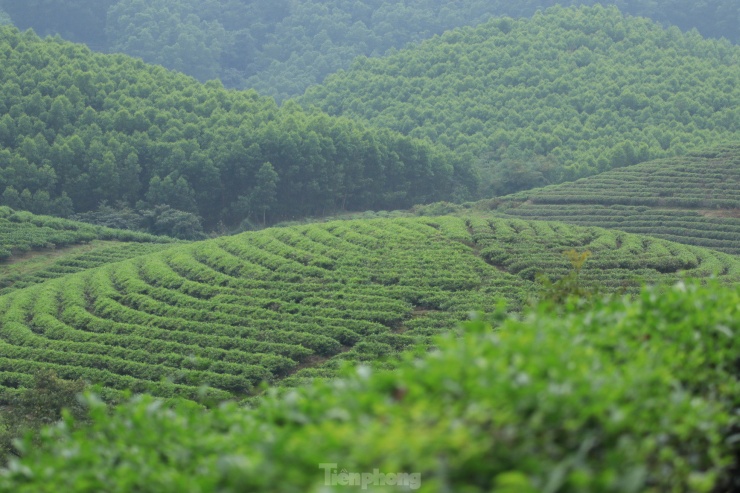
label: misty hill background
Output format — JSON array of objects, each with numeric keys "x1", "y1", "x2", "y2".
[{"x1": 0, "y1": 0, "x2": 737, "y2": 101}]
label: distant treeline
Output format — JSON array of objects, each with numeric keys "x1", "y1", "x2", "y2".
[
  {"x1": 0, "y1": 27, "x2": 475, "y2": 230},
  {"x1": 0, "y1": 0, "x2": 736, "y2": 100}
]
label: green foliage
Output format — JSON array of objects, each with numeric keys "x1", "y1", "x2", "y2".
[
  {"x1": 0, "y1": 206, "x2": 173, "y2": 262},
  {"x1": 490, "y1": 144, "x2": 740, "y2": 254},
  {"x1": 536, "y1": 249, "x2": 597, "y2": 306},
  {"x1": 1, "y1": 280, "x2": 737, "y2": 491},
  {"x1": 139, "y1": 205, "x2": 205, "y2": 240},
  {"x1": 302, "y1": 5, "x2": 740, "y2": 185},
  {"x1": 106, "y1": 0, "x2": 230, "y2": 82},
  {"x1": 0, "y1": 214, "x2": 736, "y2": 401},
  {"x1": 480, "y1": 155, "x2": 559, "y2": 197},
  {"x1": 247, "y1": 162, "x2": 279, "y2": 225},
  {"x1": 0, "y1": 1, "x2": 115, "y2": 48},
  {"x1": 70, "y1": 202, "x2": 144, "y2": 232},
  {"x1": 411, "y1": 201, "x2": 464, "y2": 216},
  {"x1": 1, "y1": 1, "x2": 737, "y2": 99},
  {"x1": 70, "y1": 202, "x2": 204, "y2": 240},
  {"x1": 0, "y1": 26, "x2": 470, "y2": 227},
  {"x1": 0, "y1": 370, "x2": 87, "y2": 463}
]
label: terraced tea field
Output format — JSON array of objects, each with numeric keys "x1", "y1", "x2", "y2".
[
  {"x1": 0, "y1": 207, "x2": 173, "y2": 259},
  {"x1": 488, "y1": 144, "x2": 740, "y2": 254},
  {"x1": 0, "y1": 241, "x2": 178, "y2": 296},
  {"x1": 0, "y1": 215, "x2": 737, "y2": 402},
  {"x1": 0, "y1": 207, "x2": 179, "y2": 295}
]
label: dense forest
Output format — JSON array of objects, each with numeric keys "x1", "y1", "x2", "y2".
[
  {"x1": 303, "y1": 5, "x2": 740, "y2": 192},
  {"x1": 0, "y1": 7, "x2": 736, "y2": 232},
  {"x1": 0, "y1": 27, "x2": 476, "y2": 231},
  {"x1": 0, "y1": 1, "x2": 736, "y2": 100}
]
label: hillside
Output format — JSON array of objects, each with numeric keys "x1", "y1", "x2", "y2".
[
  {"x1": 0, "y1": 1, "x2": 737, "y2": 100},
  {"x1": 2, "y1": 279, "x2": 738, "y2": 492},
  {"x1": 0, "y1": 26, "x2": 475, "y2": 229},
  {"x1": 0, "y1": 206, "x2": 177, "y2": 294},
  {"x1": 0, "y1": 206, "x2": 172, "y2": 260},
  {"x1": 0, "y1": 214, "x2": 737, "y2": 402},
  {"x1": 0, "y1": 241, "x2": 177, "y2": 297},
  {"x1": 302, "y1": 5, "x2": 740, "y2": 188},
  {"x1": 485, "y1": 144, "x2": 740, "y2": 254}
]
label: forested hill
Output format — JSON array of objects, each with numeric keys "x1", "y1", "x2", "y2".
[
  {"x1": 0, "y1": 1, "x2": 736, "y2": 100},
  {"x1": 0, "y1": 26, "x2": 476, "y2": 229},
  {"x1": 302, "y1": 5, "x2": 740, "y2": 191}
]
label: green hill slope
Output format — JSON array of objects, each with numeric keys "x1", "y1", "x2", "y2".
[
  {"x1": 2, "y1": 280, "x2": 738, "y2": 492},
  {"x1": 0, "y1": 26, "x2": 474, "y2": 228},
  {"x1": 0, "y1": 206, "x2": 173, "y2": 258},
  {"x1": 0, "y1": 214, "x2": 737, "y2": 402},
  {"x1": 486, "y1": 144, "x2": 740, "y2": 254},
  {"x1": 0, "y1": 241, "x2": 177, "y2": 296},
  {"x1": 1, "y1": 1, "x2": 737, "y2": 100},
  {"x1": 302, "y1": 5, "x2": 740, "y2": 188},
  {"x1": 0, "y1": 206, "x2": 177, "y2": 293}
]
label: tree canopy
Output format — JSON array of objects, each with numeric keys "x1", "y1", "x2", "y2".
[
  {"x1": 302, "y1": 5, "x2": 740, "y2": 186},
  {"x1": 0, "y1": 26, "x2": 474, "y2": 228},
  {"x1": 0, "y1": 1, "x2": 736, "y2": 100}
]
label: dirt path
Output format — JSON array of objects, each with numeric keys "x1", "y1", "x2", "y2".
[{"x1": 0, "y1": 241, "x2": 121, "y2": 282}]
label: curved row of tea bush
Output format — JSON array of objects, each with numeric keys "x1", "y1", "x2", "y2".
[
  {"x1": 506, "y1": 145, "x2": 740, "y2": 208},
  {"x1": 0, "y1": 215, "x2": 738, "y2": 400},
  {"x1": 0, "y1": 206, "x2": 174, "y2": 260},
  {"x1": 0, "y1": 241, "x2": 177, "y2": 296},
  {"x1": 495, "y1": 204, "x2": 740, "y2": 255},
  {"x1": 2, "y1": 279, "x2": 737, "y2": 492},
  {"x1": 488, "y1": 144, "x2": 740, "y2": 254}
]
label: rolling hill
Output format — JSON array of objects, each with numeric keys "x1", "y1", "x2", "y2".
[
  {"x1": 0, "y1": 25, "x2": 475, "y2": 228},
  {"x1": 1, "y1": 1, "x2": 737, "y2": 100},
  {"x1": 0, "y1": 214, "x2": 737, "y2": 402},
  {"x1": 0, "y1": 3, "x2": 737, "y2": 490},
  {"x1": 302, "y1": 5, "x2": 740, "y2": 187},
  {"x1": 485, "y1": 144, "x2": 740, "y2": 254}
]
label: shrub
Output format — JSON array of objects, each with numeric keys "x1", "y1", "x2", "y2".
[{"x1": 1, "y1": 281, "x2": 737, "y2": 492}]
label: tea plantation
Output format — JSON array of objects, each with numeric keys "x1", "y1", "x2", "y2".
[
  {"x1": 0, "y1": 207, "x2": 178, "y2": 294},
  {"x1": 0, "y1": 206, "x2": 175, "y2": 260},
  {"x1": 2, "y1": 279, "x2": 737, "y2": 492},
  {"x1": 0, "y1": 241, "x2": 177, "y2": 296},
  {"x1": 0, "y1": 215, "x2": 737, "y2": 402},
  {"x1": 489, "y1": 144, "x2": 740, "y2": 254}
]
